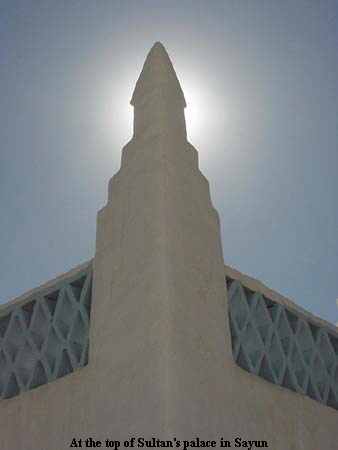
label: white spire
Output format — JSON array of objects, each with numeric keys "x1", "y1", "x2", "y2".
[{"x1": 130, "y1": 42, "x2": 187, "y2": 140}]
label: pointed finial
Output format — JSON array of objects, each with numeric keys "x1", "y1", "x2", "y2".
[
  {"x1": 131, "y1": 42, "x2": 186, "y2": 107},
  {"x1": 131, "y1": 43, "x2": 187, "y2": 140}
]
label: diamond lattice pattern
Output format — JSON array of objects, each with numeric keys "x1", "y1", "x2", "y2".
[
  {"x1": 0, "y1": 265, "x2": 92, "y2": 399},
  {"x1": 227, "y1": 277, "x2": 338, "y2": 411}
]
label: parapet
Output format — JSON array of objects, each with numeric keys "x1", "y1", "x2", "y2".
[
  {"x1": 225, "y1": 264, "x2": 338, "y2": 411},
  {"x1": 0, "y1": 260, "x2": 93, "y2": 399}
]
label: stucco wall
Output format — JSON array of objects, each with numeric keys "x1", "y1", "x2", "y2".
[{"x1": 0, "y1": 252, "x2": 337, "y2": 449}]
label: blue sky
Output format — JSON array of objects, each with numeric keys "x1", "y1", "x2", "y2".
[{"x1": 1, "y1": 0, "x2": 337, "y2": 324}]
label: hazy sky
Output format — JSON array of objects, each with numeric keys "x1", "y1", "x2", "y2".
[{"x1": 1, "y1": 1, "x2": 337, "y2": 325}]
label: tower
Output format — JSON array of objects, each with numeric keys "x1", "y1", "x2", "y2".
[{"x1": 92, "y1": 42, "x2": 230, "y2": 438}]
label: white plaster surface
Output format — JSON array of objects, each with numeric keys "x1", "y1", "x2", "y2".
[{"x1": 0, "y1": 43, "x2": 337, "y2": 450}]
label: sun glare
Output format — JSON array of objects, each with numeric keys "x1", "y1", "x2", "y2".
[
  {"x1": 101, "y1": 67, "x2": 227, "y2": 159},
  {"x1": 100, "y1": 76, "x2": 134, "y2": 147},
  {"x1": 180, "y1": 73, "x2": 226, "y2": 149},
  {"x1": 183, "y1": 83, "x2": 207, "y2": 142}
]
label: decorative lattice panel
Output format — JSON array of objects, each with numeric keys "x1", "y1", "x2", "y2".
[
  {"x1": 227, "y1": 277, "x2": 338, "y2": 411},
  {"x1": 0, "y1": 265, "x2": 92, "y2": 399}
]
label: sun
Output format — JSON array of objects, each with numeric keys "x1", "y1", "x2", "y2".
[
  {"x1": 183, "y1": 82, "x2": 206, "y2": 142},
  {"x1": 180, "y1": 73, "x2": 226, "y2": 149}
]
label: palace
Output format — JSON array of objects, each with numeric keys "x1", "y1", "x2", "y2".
[{"x1": 0, "y1": 42, "x2": 337, "y2": 450}]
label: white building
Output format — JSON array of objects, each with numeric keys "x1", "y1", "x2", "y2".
[{"x1": 0, "y1": 43, "x2": 337, "y2": 450}]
